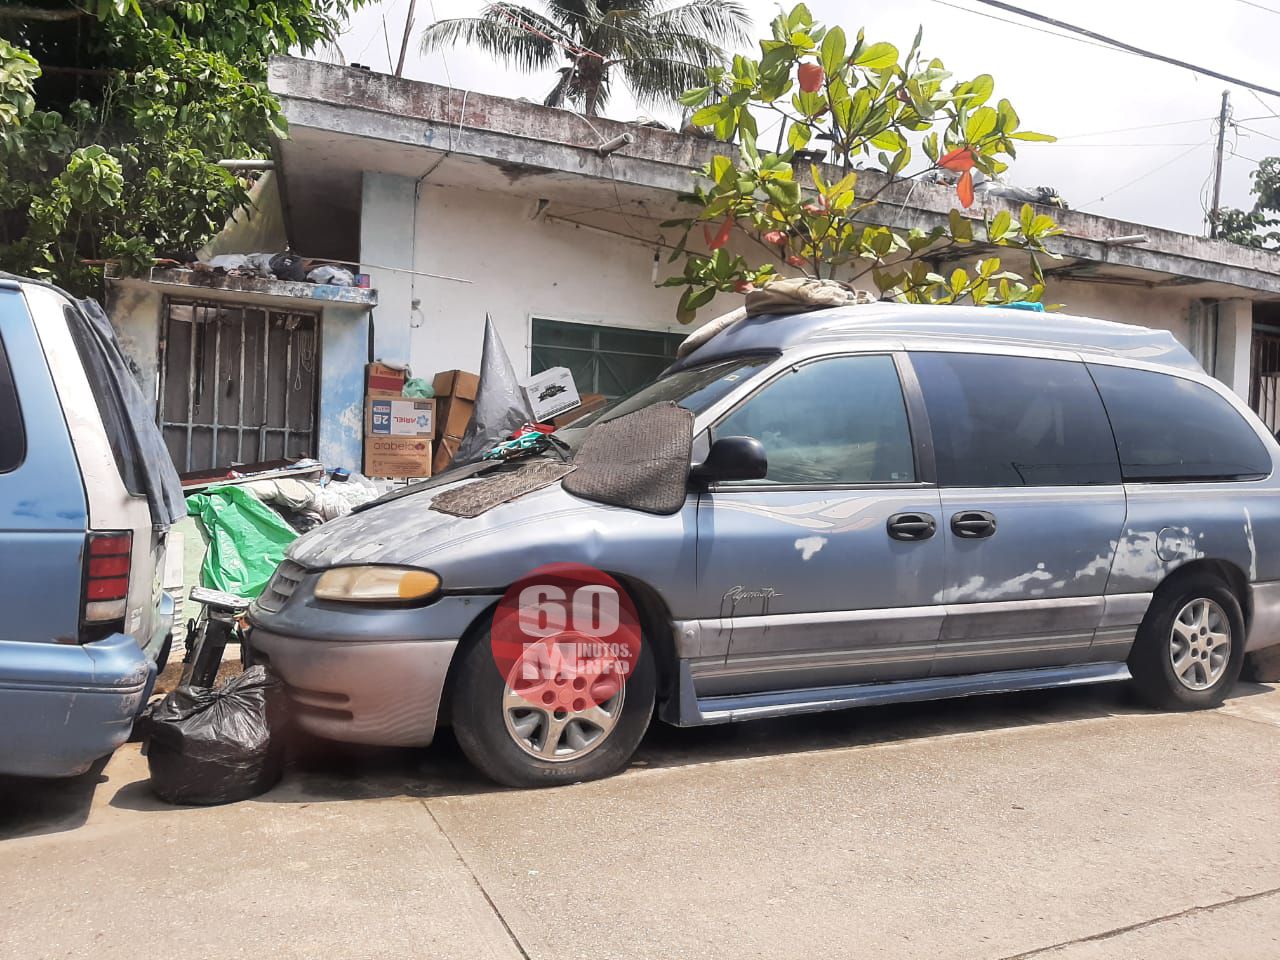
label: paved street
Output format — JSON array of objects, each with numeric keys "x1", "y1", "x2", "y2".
[{"x1": 2, "y1": 681, "x2": 1278, "y2": 960}]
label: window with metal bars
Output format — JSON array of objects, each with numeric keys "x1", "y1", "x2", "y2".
[
  {"x1": 530, "y1": 317, "x2": 686, "y2": 400},
  {"x1": 157, "y1": 299, "x2": 319, "y2": 473}
]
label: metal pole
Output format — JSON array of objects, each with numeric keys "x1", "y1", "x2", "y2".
[
  {"x1": 1209, "y1": 90, "x2": 1230, "y2": 239},
  {"x1": 395, "y1": 0, "x2": 418, "y2": 78}
]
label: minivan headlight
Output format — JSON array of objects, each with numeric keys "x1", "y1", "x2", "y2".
[{"x1": 314, "y1": 566, "x2": 441, "y2": 603}]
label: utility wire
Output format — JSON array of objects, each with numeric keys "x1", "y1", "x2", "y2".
[
  {"x1": 923, "y1": 0, "x2": 1131, "y2": 57},
  {"x1": 1234, "y1": 122, "x2": 1280, "y2": 143},
  {"x1": 1057, "y1": 116, "x2": 1217, "y2": 140},
  {"x1": 1051, "y1": 142, "x2": 1205, "y2": 148},
  {"x1": 965, "y1": 0, "x2": 1280, "y2": 98},
  {"x1": 1078, "y1": 140, "x2": 1212, "y2": 210},
  {"x1": 1232, "y1": 0, "x2": 1280, "y2": 15},
  {"x1": 426, "y1": 0, "x2": 452, "y2": 86},
  {"x1": 1247, "y1": 89, "x2": 1280, "y2": 120}
]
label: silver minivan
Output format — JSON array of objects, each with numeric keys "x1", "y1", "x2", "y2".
[{"x1": 248, "y1": 304, "x2": 1280, "y2": 786}]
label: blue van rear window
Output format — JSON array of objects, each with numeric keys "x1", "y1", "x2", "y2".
[{"x1": 0, "y1": 329, "x2": 24, "y2": 473}]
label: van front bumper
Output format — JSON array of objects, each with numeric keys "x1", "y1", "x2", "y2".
[
  {"x1": 248, "y1": 630, "x2": 458, "y2": 747},
  {"x1": 0, "y1": 632, "x2": 156, "y2": 778},
  {"x1": 247, "y1": 591, "x2": 499, "y2": 748}
]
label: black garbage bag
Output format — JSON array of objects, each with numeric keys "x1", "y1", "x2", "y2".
[{"x1": 143, "y1": 666, "x2": 284, "y2": 805}]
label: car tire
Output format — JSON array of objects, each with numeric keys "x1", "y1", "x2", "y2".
[
  {"x1": 1128, "y1": 575, "x2": 1246, "y2": 710},
  {"x1": 450, "y1": 615, "x2": 656, "y2": 788}
]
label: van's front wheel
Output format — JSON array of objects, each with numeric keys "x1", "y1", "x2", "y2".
[{"x1": 451, "y1": 618, "x2": 655, "y2": 788}]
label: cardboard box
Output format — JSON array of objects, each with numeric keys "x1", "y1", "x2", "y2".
[
  {"x1": 436, "y1": 392, "x2": 474, "y2": 441},
  {"x1": 366, "y1": 397, "x2": 435, "y2": 437},
  {"x1": 434, "y1": 395, "x2": 474, "y2": 473},
  {"x1": 525, "y1": 366, "x2": 581, "y2": 422},
  {"x1": 364, "y1": 436, "x2": 432, "y2": 478},
  {"x1": 432, "y1": 369, "x2": 480, "y2": 402},
  {"x1": 366, "y1": 361, "x2": 409, "y2": 398},
  {"x1": 553, "y1": 392, "x2": 606, "y2": 428},
  {"x1": 433, "y1": 434, "x2": 461, "y2": 475}
]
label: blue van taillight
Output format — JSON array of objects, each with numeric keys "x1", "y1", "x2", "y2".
[{"x1": 83, "y1": 531, "x2": 132, "y2": 630}]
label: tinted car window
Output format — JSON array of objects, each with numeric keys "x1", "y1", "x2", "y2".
[
  {"x1": 0, "y1": 331, "x2": 24, "y2": 473},
  {"x1": 912, "y1": 352, "x2": 1120, "y2": 487},
  {"x1": 558, "y1": 356, "x2": 772, "y2": 448},
  {"x1": 714, "y1": 354, "x2": 915, "y2": 485},
  {"x1": 63, "y1": 305, "x2": 145, "y2": 496},
  {"x1": 1087, "y1": 363, "x2": 1271, "y2": 481}
]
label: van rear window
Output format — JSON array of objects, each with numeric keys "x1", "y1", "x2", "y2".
[
  {"x1": 0, "y1": 329, "x2": 25, "y2": 473},
  {"x1": 62, "y1": 305, "x2": 146, "y2": 497},
  {"x1": 1087, "y1": 363, "x2": 1272, "y2": 482}
]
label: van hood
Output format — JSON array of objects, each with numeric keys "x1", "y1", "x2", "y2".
[
  {"x1": 288, "y1": 477, "x2": 479, "y2": 567},
  {"x1": 287, "y1": 476, "x2": 588, "y2": 570}
]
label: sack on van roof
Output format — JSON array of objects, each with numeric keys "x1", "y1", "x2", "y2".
[{"x1": 676, "y1": 278, "x2": 874, "y2": 359}]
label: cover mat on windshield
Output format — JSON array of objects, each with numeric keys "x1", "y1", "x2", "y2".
[
  {"x1": 430, "y1": 460, "x2": 575, "y2": 518},
  {"x1": 562, "y1": 401, "x2": 694, "y2": 516}
]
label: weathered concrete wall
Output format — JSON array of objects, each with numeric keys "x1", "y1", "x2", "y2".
[
  {"x1": 104, "y1": 282, "x2": 163, "y2": 408},
  {"x1": 1045, "y1": 278, "x2": 1193, "y2": 343},
  {"x1": 1216, "y1": 299, "x2": 1254, "y2": 399},
  {"x1": 360, "y1": 172, "x2": 415, "y2": 366},
  {"x1": 367, "y1": 181, "x2": 1230, "y2": 392},
  {"x1": 272, "y1": 56, "x2": 1280, "y2": 296},
  {"x1": 393, "y1": 182, "x2": 741, "y2": 378},
  {"x1": 317, "y1": 304, "x2": 369, "y2": 470}
]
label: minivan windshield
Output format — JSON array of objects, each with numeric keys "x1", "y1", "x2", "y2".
[{"x1": 555, "y1": 355, "x2": 774, "y2": 449}]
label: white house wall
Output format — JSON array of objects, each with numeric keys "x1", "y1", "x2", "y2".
[{"x1": 363, "y1": 174, "x2": 742, "y2": 378}]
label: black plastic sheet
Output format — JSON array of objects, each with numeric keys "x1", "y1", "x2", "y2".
[{"x1": 452, "y1": 315, "x2": 535, "y2": 466}]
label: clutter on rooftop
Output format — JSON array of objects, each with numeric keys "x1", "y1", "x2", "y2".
[{"x1": 193, "y1": 252, "x2": 369, "y2": 288}]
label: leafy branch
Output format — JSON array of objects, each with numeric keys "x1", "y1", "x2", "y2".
[{"x1": 660, "y1": 3, "x2": 1062, "y2": 322}]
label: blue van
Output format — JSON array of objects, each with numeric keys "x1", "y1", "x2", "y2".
[{"x1": 0, "y1": 276, "x2": 184, "y2": 777}]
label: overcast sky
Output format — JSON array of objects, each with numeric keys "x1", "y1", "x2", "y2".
[{"x1": 335, "y1": 0, "x2": 1280, "y2": 236}]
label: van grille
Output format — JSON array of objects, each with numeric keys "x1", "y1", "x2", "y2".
[{"x1": 256, "y1": 560, "x2": 306, "y2": 613}]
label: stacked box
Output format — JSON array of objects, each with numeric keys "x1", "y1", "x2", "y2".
[
  {"x1": 362, "y1": 362, "x2": 432, "y2": 478},
  {"x1": 431, "y1": 369, "x2": 479, "y2": 474}
]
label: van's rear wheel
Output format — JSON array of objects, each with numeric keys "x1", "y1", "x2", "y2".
[
  {"x1": 1128, "y1": 576, "x2": 1245, "y2": 710},
  {"x1": 451, "y1": 617, "x2": 655, "y2": 788}
]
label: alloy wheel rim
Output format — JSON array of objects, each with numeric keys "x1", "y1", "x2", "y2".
[
  {"x1": 502, "y1": 664, "x2": 625, "y2": 763},
  {"x1": 1169, "y1": 598, "x2": 1231, "y2": 691}
]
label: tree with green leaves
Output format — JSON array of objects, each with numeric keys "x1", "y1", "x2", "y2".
[
  {"x1": 1220, "y1": 156, "x2": 1280, "y2": 250},
  {"x1": 420, "y1": 0, "x2": 751, "y2": 118},
  {"x1": 661, "y1": 4, "x2": 1062, "y2": 323},
  {"x1": 0, "y1": 0, "x2": 366, "y2": 294}
]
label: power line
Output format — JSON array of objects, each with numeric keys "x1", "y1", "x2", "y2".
[
  {"x1": 1057, "y1": 116, "x2": 1217, "y2": 140},
  {"x1": 1051, "y1": 142, "x2": 1205, "y2": 148},
  {"x1": 1230, "y1": 146, "x2": 1267, "y2": 165},
  {"x1": 1232, "y1": 0, "x2": 1280, "y2": 15},
  {"x1": 1247, "y1": 89, "x2": 1280, "y2": 119},
  {"x1": 965, "y1": 0, "x2": 1280, "y2": 98},
  {"x1": 425, "y1": 0, "x2": 452, "y2": 86},
  {"x1": 1234, "y1": 122, "x2": 1280, "y2": 143},
  {"x1": 1078, "y1": 140, "x2": 1212, "y2": 210},
  {"x1": 923, "y1": 0, "x2": 1135, "y2": 58}
]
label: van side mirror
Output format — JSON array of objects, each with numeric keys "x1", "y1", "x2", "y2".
[{"x1": 690, "y1": 436, "x2": 768, "y2": 485}]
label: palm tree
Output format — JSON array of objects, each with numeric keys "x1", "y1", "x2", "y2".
[{"x1": 420, "y1": 0, "x2": 751, "y2": 118}]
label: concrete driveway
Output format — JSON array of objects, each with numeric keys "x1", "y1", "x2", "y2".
[{"x1": 2, "y1": 681, "x2": 1278, "y2": 960}]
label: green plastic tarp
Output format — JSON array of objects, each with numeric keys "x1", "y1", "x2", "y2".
[{"x1": 186, "y1": 486, "x2": 298, "y2": 599}]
